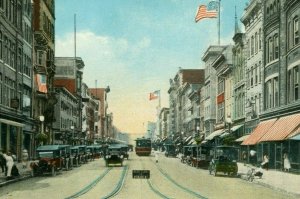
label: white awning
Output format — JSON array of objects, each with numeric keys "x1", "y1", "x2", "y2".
[
  {"x1": 230, "y1": 124, "x2": 243, "y2": 132},
  {"x1": 0, "y1": 119, "x2": 25, "y2": 127},
  {"x1": 205, "y1": 129, "x2": 224, "y2": 140}
]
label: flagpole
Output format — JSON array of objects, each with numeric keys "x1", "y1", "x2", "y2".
[{"x1": 218, "y1": 0, "x2": 221, "y2": 45}]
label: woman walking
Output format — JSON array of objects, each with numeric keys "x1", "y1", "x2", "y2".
[{"x1": 283, "y1": 153, "x2": 291, "y2": 172}]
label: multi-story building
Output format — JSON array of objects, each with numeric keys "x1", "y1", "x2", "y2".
[
  {"x1": 159, "y1": 107, "x2": 169, "y2": 139},
  {"x1": 52, "y1": 87, "x2": 78, "y2": 144},
  {"x1": 32, "y1": 0, "x2": 56, "y2": 145},
  {"x1": 241, "y1": 0, "x2": 264, "y2": 136},
  {"x1": 168, "y1": 69, "x2": 205, "y2": 139},
  {"x1": 54, "y1": 57, "x2": 84, "y2": 140},
  {"x1": 202, "y1": 46, "x2": 226, "y2": 139},
  {"x1": 243, "y1": 0, "x2": 300, "y2": 172},
  {"x1": 232, "y1": 25, "x2": 247, "y2": 142},
  {"x1": 81, "y1": 83, "x2": 99, "y2": 144},
  {"x1": 89, "y1": 87, "x2": 110, "y2": 139},
  {"x1": 0, "y1": 0, "x2": 35, "y2": 160},
  {"x1": 209, "y1": 45, "x2": 235, "y2": 144}
]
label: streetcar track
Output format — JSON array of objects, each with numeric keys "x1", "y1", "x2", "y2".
[
  {"x1": 153, "y1": 158, "x2": 208, "y2": 199},
  {"x1": 100, "y1": 165, "x2": 128, "y2": 199},
  {"x1": 65, "y1": 167, "x2": 112, "y2": 199},
  {"x1": 139, "y1": 156, "x2": 172, "y2": 199}
]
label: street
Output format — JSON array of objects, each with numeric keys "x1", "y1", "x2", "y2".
[{"x1": 0, "y1": 151, "x2": 296, "y2": 199}]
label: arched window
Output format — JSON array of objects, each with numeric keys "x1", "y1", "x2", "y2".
[
  {"x1": 255, "y1": 32, "x2": 258, "y2": 53},
  {"x1": 294, "y1": 16, "x2": 299, "y2": 45},
  {"x1": 268, "y1": 37, "x2": 273, "y2": 62},
  {"x1": 259, "y1": 28, "x2": 262, "y2": 50}
]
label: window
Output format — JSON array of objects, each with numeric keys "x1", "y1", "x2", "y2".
[
  {"x1": 259, "y1": 62, "x2": 262, "y2": 83},
  {"x1": 274, "y1": 77, "x2": 279, "y2": 107},
  {"x1": 255, "y1": 32, "x2": 258, "y2": 54},
  {"x1": 274, "y1": 34, "x2": 279, "y2": 59},
  {"x1": 251, "y1": 67, "x2": 253, "y2": 86},
  {"x1": 294, "y1": 17, "x2": 299, "y2": 45},
  {"x1": 268, "y1": 37, "x2": 273, "y2": 62},
  {"x1": 294, "y1": 67, "x2": 299, "y2": 100},
  {"x1": 288, "y1": 21, "x2": 292, "y2": 49},
  {"x1": 259, "y1": 28, "x2": 262, "y2": 50},
  {"x1": 255, "y1": 65, "x2": 258, "y2": 85},
  {"x1": 251, "y1": 36, "x2": 254, "y2": 56}
]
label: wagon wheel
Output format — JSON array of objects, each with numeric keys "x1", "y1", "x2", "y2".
[{"x1": 51, "y1": 167, "x2": 57, "y2": 177}]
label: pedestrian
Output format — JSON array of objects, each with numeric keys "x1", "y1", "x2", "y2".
[
  {"x1": 242, "y1": 151, "x2": 247, "y2": 166},
  {"x1": 283, "y1": 153, "x2": 291, "y2": 172},
  {"x1": 22, "y1": 149, "x2": 29, "y2": 169},
  {"x1": 249, "y1": 149, "x2": 256, "y2": 165},
  {"x1": 155, "y1": 150, "x2": 159, "y2": 163},
  {"x1": 0, "y1": 149, "x2": 7, "y2": 174},
  {"x1": 3, "y1": 151, "x2": 14, "y2": 179},
  {"x1": 261, "y1": 154, "x2": 269, "y2": 170}
]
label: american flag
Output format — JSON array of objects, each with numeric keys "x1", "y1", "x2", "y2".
[
  {"x1": 36, "y1": 74, "x2": 47, "y2": 93},
  {"x1": 149, "y1": 90, "x2": 160, "y2": 100},
  {"x1": 195, "y1": 1, "x2": 218, "y2": 23}
]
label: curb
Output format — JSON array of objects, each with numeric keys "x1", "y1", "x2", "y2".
[{"x1": 0, "y1": 174, "x2": 31, "y2": 188}]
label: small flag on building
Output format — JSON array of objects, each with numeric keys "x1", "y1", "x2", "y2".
[
  {"x1": 36, "y1": 74, "x2": 48, "y2": 93},
  {"x1": 149, "y1": 90, "x2": 160, "y2": 100},
  {"x1": 195, "y1": 1, "x2": 218, "y2": 23}
]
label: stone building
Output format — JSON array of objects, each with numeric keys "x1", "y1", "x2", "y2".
[
  {"x1": 0, "y1": 0, "x2": 35, "y2": 160},
  {"x1": 201, "y1": 46, "x2": 226, "y2": 139},
  {"x1": 158, "y1": 107, "x2": 169, "y2": 139},
  {"x1": 54, "y1": 57, "x2": 84, "y2": 140},
  {"x1": 241, "y1": 0, "x2": 264, "y2": 136},
  {"x1": 89, "y1": 87, "x2": 110, "y2": 140},
  {"x1": 32, "y1": 0, "x2": 56, "y2": 145},
  {"x1": 168, "y1": 69, "x2": 205, "y2": 139},
  {"x1": 243, "y1": 0, "x2": 300, "y2": 172},
  {"x1": 52, "y1": 87, "x2": 78, "y2": 144}
]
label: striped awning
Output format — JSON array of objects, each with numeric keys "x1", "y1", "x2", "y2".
[
  {"x1": 205, "y1": 129, "x2": 224, "y2": 140},
  {"x1": 260, "y1": 113, "x2": 300, "y2": 142},
  {"x1": 241, "y1": 119, "x2": 277, "y2": 145}
]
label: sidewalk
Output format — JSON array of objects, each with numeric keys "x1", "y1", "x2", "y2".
[
  {"x1": 237, "y1": 162, "x2": 300, "y2": 197},
  {"x1": 0, "y1": 162, "x2": 32, "y2": 187}
]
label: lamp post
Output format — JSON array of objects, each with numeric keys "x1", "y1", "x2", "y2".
[
  {"x1": 71, "y1": 125, "x2": 74, "y2": 146},
  {"x1": 39, "y1": 115, "x2": 45, "y2": 146}
]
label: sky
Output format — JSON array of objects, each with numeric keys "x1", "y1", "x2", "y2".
[{"x1": 55, "y1": 0, "x2": 249, "y2": 134}]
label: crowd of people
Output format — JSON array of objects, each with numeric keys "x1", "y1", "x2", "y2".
[{"x1": 0, "y1": 149, "x2": 27, "y2": 180}]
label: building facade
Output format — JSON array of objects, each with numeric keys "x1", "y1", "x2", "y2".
[
  {"x1": 241, "y1": 0, "x2": 264, "y2": 135},
  {"x1": 0, "y1": 0, "x2": 35, "y2": 160}
]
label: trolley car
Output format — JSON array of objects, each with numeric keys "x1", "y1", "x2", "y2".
[{"x1": 135, "y1": 138, "x2": 152, "y2": 156}]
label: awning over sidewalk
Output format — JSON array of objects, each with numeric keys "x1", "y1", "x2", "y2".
[
  {"x1": 289, "y1": 134, "x2": 300, "y2": 140},
  {"x1": 235, "y1": 134, "x2": 250, "y2": 142},
  {"x1": 205, "y1": 129, "x2": 224, "y2": 140},
  {"x1": 0, "y1": 118, "x2": 25, "y2": 127},
  {"x1": 241, "y1": 119, "x2": 277, "y2": 145},
  {"x1": 260, "y1": 113, "x2": 300, "y2": 142},
  {"x1": 230, "y1": 124, "x2": 243, "y2": 132}
]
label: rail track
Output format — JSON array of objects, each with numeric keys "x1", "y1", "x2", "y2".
[{"x1": 64, "y1": 165, "x2": 128, "y2": 199}]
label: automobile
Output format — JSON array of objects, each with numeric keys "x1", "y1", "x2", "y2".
[
  {"x1": 209, "y1": 146, "x2": 238, "y2": 176},
  {"x1": 77, "y1": 145, "x2": 88, "y2": 163},
  {"x1": 119, "y1": 144, "x2": 129, "y2": 160},
  {"x1": 104, "y1": 144, "x2": 124, "y2": 166},
  {"x1": 30, "y1": 145, "x2": 65, "y2": 176},
  {"x1": 164, "y1": 143, "x2": 177, "y2": 157},
  {"x1": 71, "y1": 146, "x2": 80, "y2": 167},
  {"x1": 60, "y1": 145, "x2": 72, "y2": 170}
]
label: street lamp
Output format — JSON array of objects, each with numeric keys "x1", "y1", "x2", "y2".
[
  {"x1": 39, "y1": 115, "x2": 45, "y2": 134},
  {"x1": 71, "y1": 125, "x2": 74, "y2": 145}
]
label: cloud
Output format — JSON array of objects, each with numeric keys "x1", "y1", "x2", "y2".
[{"x1": 55, "y1": 30, "x2": 156, "y2": 134}]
